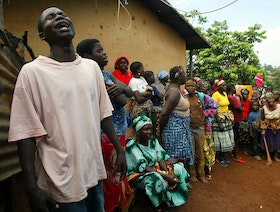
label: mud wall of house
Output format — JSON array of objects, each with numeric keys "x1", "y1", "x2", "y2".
[
  {"x1": 3, "y1": 0, "x2": 187, "y2": 74},
  {"x1": 1, "y1": 1, "x2": 187, "y2": 211}
]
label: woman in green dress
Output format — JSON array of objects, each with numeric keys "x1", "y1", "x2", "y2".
[{"x1": 126, "y1": 115, "x2": 190, "y2": 210}]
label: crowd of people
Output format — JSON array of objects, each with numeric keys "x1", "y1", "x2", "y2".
[{"x1": 7, "y1": 6, "x2": 280, "y2": 212}]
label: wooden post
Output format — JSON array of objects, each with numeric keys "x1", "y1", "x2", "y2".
[
  {"x1": 0, "y1": 0, "x2": 4, "y2": 30},
  {"x1": 189, "y1": 49, "x2": 193, "y2": 77}
]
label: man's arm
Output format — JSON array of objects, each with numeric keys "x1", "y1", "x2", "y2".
[
  {"x1": 17, "y1": 138, "x2": 37, "y2": 189},
  {"x1": 17, "y1": 138, "x2": 58, "y2": 211},
  {"x1": 105, "y1": 74, "x2": 133, "y2": 106},
  {"x1": 101, "y1": 117, "x2": 127, "y2": 179},
  {"x1": 111, "y1": 74, "x2": 134, "y2": 98},
  {"x1": 105, "y1": 83, "x2": 127, "y2": 106}
]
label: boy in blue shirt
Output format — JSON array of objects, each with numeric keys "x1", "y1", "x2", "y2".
[
  {"x1": 248, "y1": 101, "x2": 262, "y2": 160},
  {"x1": 144, "y1": 71, "x2": 163, "y2": 139}
]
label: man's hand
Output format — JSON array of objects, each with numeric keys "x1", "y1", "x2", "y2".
[
  {"x1": 101, "y1": 117, "x2": 127, "y2": 180},
  {"x1": 163, "y1": 174, "x2": 179, "y2": 190},
  {"x1": 26, "y1": 187, "x2": 59, "y2": 212},
  {"x1": 218, "y1": 122, "x2": 224, "y2": 131},
  {"x1": 17, "y1": 139, "x2": 58, "y2": 212},
  {"x1": 105, "y1": 82, "x2": 122, "y2": 99},
  {"x1": 116, "y1": 149, "x2": 127, "y2": 180}
]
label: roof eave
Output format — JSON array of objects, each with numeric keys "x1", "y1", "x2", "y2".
[{"x1": 141, "y1": 0, "x2": 211, "y2": 50}]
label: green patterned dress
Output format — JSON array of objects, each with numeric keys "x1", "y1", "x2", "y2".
[{"x1": 126, "y1": 136, "x2": 189, "y2": 207}]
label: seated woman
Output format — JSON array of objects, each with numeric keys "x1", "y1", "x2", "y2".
[{"x1": 126, "y1": 115, "x2": 190, "y2": 211}]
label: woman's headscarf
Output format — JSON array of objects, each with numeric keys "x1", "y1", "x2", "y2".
[
  {"x1": 155, "y1": 70, "x2": 168, "y2": 82},
  {"x1": 114, "y1": 56, "x2": 129, "y2": 70},
  {"x1": 132, "y1": 115, "x2": 152, "y2": 132},
  {"x1": 213, "y1": 78, "x2": 225, "y2": 92},
  {"x1": 216, "y1": 79, "x2": 225, "y2": 86},
  {"x1": 194, "y1": 77, "x2": 201, "y2": 83},
  {"x1": 254, "y1": 74, "x2": 263, "y2": 87},
  {"x1": 241, "y1": 88, "x2": 249, "y2": 95},
  {"x1": 264, "y1": 92, "x2": 274, "y2": 101}
]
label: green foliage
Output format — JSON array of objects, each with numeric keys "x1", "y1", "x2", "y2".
[
  {"x1": 262, "y1": 64, "x2": 278, "y2": 73},
  {"x1": 261, "y1": 64, "x2": 280, "y2": 89},
  {"x1": 270, "y1": 71, "x2": 280, "y2": 91},
  {"x1": 185, "y1": 13, "x2": 267, "y2": 85},
  {"x1": 184, "y1": 10, "x2": 208, "y2": 26}
]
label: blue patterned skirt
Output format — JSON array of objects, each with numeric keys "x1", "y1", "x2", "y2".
[{"x1": 162, "y1": 113, "x2": 194, "y2": 165}]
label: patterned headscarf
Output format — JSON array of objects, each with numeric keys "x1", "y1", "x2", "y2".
[
  {"x1": 132, "y1": 115, "x2": 152, "y2": 132},
  {"x1": 156, "y1": 70, "x2": 168, "y2": 82},
  {"x1": 241, "y1": 88, "x2": 249, "y2": 95},
  {"x1": 194, "y1": 77, "x2": 201, "y2": 83},
  {"x1": 213, "y1": 78, "x2": 225, "y2": 92},
  {"x1": 185, "y1": 78, "x2": 196, "y2": 85},
  {"x1": 264, "y1": 92, "x2": 274, "y2": 101},
  {"x1": 216, "y1": 79, "x2": 225, "y2": 86},
  {"x1": 254, "y1": 74, "x2": 263, "y2": 87}
]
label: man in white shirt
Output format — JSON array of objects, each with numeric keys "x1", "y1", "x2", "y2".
[{"x1": 8, "y1": 7, "x2": 126, "y2": 212}]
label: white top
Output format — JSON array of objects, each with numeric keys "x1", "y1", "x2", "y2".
[
  {"x1": 128, "y1": 76, "x2": 149, "y2": 93},
  {"x1": 8, "y1": 55, "x2": 113, "y2": 203},
  {"x1": 263, "y1": 104, "x2": 280, "y2": 119}
]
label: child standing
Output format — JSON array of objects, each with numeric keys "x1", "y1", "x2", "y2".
[
  {"x1": 144, "y1": 71, "x2": 163, "y2": 139},
  {"x1": 248, "y1": 101, "x2": 262, "y2": 160}
]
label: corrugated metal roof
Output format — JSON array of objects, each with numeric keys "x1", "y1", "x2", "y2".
[
  {"x1": 0, "y1": 29, "x2": 22, "y2": 181},
  {"x1": 141, "y1": 0, "x2": 211, "y2": 50}
]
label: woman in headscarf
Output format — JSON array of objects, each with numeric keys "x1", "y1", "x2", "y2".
[
  {"x1": 260, "y1": 92, "x2": 280, "y2": 161},
  {"x1": 126, "y1": 115, "x2": 190, "y2": 211},
  {"x1": 113, "y1": 56, "x2": 133, "y2": 134},
  {"x1": 212, "y1": 78, "x2": 235, "y2": 167},
  {"x1": 112, "y1": 56, "x2": 133, "y2": 85},
  {"x1": 154, "y1": 70, "x2": 169, "y2": 95},
  {"x1": 184, "y1": 78, "x2": 210, "y2": 184},
  {"x1": 196, "y1": 80, "x2": 218, "y2": 181}
]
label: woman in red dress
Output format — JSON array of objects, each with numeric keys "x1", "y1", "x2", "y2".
[
  {"x1": 239, "y1": 88, "x2": 251, "y2": 154},
  {"x1": 113, "y1": 56, "x2": 133, "y2": 85}
]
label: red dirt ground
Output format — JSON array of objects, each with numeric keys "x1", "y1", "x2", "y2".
[{"x1": 130, "y1": 152, "x2": 280, "y2": 212}]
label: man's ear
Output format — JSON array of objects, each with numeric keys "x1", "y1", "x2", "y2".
[
  {"x1": 83, "y1": 53, "x2": 92, "y2": 59},
  {"x1": 39, "y1": 32, "x2": 45, "y2": 40}
]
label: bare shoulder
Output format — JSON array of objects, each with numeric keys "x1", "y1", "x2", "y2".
[{"x1": 165, "y1": 87, "x2": 181, "y2": 100}]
